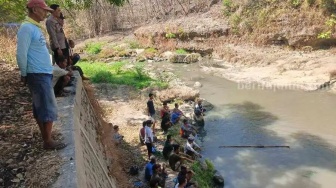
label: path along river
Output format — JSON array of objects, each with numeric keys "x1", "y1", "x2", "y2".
[{"x1": 172, "y1": 63, "x2": 336, "y2": 188}]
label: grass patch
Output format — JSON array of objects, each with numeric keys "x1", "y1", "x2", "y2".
[
  {"x1": 175, "y1": 48, "x2": 188, "y2": 54},
  {"x1": 85, "y1": 42, "x2": 103, "y2": 55},
  {"x1": 192, "y1": 159, "x2": 215, "y2": 188},
  {"x1": 129, "y1": 40, "x2": 142, "y2": 49},
  {"x1": 77, "y1": 61, "x2": 166, "y2": 89}
]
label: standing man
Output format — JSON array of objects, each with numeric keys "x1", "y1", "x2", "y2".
[
  {"x1": 46, "y1": 4, "x2": 68, "y2": 62},
  {"x1": 144, "y1": 120, "x2": 154, "y2": 160},
  {"x1": 16, "y1": 0, "x2": 66, "y2": 150},
  {"x1": 147, "y1": 93, "x2": 156, "y2": 132}
]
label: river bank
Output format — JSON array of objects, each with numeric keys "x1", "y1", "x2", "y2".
[
  {"x1": 74, "y1": 31, "x2": 336, "y2": 188},
  {"x1": 79, "y1": 56, "x2": 223, "y2": 187}
]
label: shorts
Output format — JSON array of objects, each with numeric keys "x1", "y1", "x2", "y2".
[
  {"x1": 149, "y1": 113, "x2": 156, "y2": 122},
  {"x1": 27, "y1": 73, "x2": 58, "y2": 123}
]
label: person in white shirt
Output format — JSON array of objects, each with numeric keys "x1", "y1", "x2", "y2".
[
  {"x1": 52, "y1": 56, "x2": 73, "y2": 96},
  {"x1": 184, "y1": 136, "x2": 202, "y2": 159},
  {"x1": 144, "y1": 120, "x2": 154, "y2": 160}
]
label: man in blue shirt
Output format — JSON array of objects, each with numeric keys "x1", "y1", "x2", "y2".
[
  {"x1": 16, "y1": 0, "x2": 66, "y2": 150},
  {"x1": 145, "y1": 156, "x2": 156, "y2": 181}
]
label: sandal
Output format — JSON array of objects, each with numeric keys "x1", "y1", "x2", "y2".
[{"x1": 43, "y1": 142, "x2": 67, "y2": 150}]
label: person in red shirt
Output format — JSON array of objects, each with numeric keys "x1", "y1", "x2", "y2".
[{"x1": 160, "y1": 102, "x2": 170, "y2": 119}]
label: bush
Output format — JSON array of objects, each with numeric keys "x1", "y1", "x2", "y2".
[
  {"x1": 321, "y1": 0, "x2": 336, "y2": 13},
  {"x1": 111, "y1": 61, "x2": 126, "y2": 74},
  {"x1": 165, "y1": 32, "x2": 176, "y2": 39},
  {"x1": 192, "y1": 159, "x2": 215, "y2": 188},
  {"x1": 85, "y1": 42, "x2": 103, "y2": 55},
  {"x1": 134, "y1": 62, "x2": 146, "y2": 79},
  {"x1": 290, "y1": 0, "x2": 302, "y2": 8},
  {"x1": 129, "y1": 40, "x2": 142, "y2": 49},
  {"x1": 175, "y1": 48, "x2": 188, "y2": 54},
  {"x1": 306, "y1": 0, "x2": 315, "y2": 6}
]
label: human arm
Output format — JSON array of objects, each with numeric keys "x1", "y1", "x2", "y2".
[
  {"x1": 16, "y1": 25, "x2": 32, "y2": 78},
  {"x1": 193, "y1": 141, "x2": 201, "y2": 150},
  {"x1": 185, "y1": 142, "x2": 200, "y2": 156},
  {"x1": 66, "y1": 70, "x2": 73, "y2": 76},
  {"x1": 181, "y1": 156, "x2": 194, "y2": 163}
]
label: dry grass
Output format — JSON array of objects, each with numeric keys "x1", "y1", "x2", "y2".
[{"x1": 0, "y1": 34, "x2": 16, "y2": 64}]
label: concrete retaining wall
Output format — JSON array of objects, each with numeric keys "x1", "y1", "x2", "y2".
[{"x1": 52, "y1": 75, "x2": 116, "y2": 188}]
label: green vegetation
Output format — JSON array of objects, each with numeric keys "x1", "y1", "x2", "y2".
[
  {"x1": 290, "y1": 0, "x2": 302, "y2": 8},
  {"x1": 318, "y1": 14, "x2": 336, "y2": 39},
  {"x1": 175, "y1": 48, "x2": 188, "y2": 54},
  {"x1": 129, "y1": 40, "x2": 142, "y2": 49},
  {"x1": 192, "y1": 159, "x2": 216, "y2": 188},
  {"x1": 111, "y1": 61, "x2": 125, "y2": 74},
  {"x1": 85, "y1": 42, "x2": 103, "y2": 55},
  {"x1": 165, "y1": 32, "x2": 176, "y2": 39},
  {"x1": 0, "y1": 0, "x2": 127, "y2": 22},
  {"x1": 77, "y1": 61, "x2": 167, "y2": 89},
  {"x1": 306, "y1": 0, "x2": 315, "y2": 6}
]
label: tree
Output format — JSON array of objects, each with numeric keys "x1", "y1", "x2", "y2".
[{"x1": 0, "y1": 0, "x2": 128, "y2": 22}]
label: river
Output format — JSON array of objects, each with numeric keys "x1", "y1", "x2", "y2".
[{"x1": 173, "y1": 63, "x2": 336, "y2": 188}]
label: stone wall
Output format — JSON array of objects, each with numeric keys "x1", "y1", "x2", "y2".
[
  {"x1": 51, "y1": 73, "x2": 116, "y2": 188},
  {"x1": 73, "y1": 79, "x2": 116, "y2": 188}
]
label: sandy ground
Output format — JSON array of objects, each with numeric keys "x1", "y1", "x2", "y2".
[{"x1": 203, "y1": 44, "x2": 336, "y2": 92}]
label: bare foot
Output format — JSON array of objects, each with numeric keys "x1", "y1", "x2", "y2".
[{"x1": 43, "y1": 141, "x2": 67, "y2": 150}]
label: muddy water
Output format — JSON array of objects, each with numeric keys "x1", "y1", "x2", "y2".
[{"x1": 173, "y1": 64, "x2": 336, "y2": 188}]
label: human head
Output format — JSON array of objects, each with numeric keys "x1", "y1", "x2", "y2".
[
  {"x1": 186, "y1": 170, "x2": 195, "y2": 180},
  {"x1": 183, "y1": 119, "x2": 188, "y2": 124},
  {"x1": 152, "y1": 164, "x2": 161, "y2": 173},
  {"x1": 149, "y1": 93, "x2": 154, "y2": 99},
  {"x1": 113, "y1": 125, "x2": 119, "y2": 131},
  {"x1": 180, "y1": 165, "x2": 187, "y2": 174},
  {"x1": 50, "y1": 4, "x2": 61, "y2": 18},
  {"x1": 177, "y1": 176, "x2": 187, "y2": 187},
  {"x1": 175, "y1": 103, "x2": 179, "y2": 108},
  {"x1": 163, "y1": 102, "x2": 167, "y2": 106},
  {"x1": 197, "y1": 99, "x2": 202, "y2": 104},
  {"x1": 173, "y1": 144, "x2": 180, "y2": 154},
  {"x1": 187, "y1": 136, "x2": 194, "y2": 143},
  {"x1": 145, "y1": 120, "x2": 153, "y2": 127},
  {"x1": 27, "y1": 0, "x2": 53, "y2": 22},
  {"x1": 166, "y1": 134, "x2": 171, "y2": 141},
  {"x1": 69, "y1": 40, "x2": 75, "y2": 48},
  {"x1": 56, "y1": 56, "x2": 67, "y2": 68},
  {"x1": 150, "y1": 156, "x2": 156, "y2": 163}
]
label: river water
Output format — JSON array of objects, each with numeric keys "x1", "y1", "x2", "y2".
[{"x1": 173, "y1": 63, "x2": 336, "y2": 188}]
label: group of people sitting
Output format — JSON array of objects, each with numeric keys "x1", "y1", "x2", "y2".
[
  {"x1": 139, "y1": 94, "x2": 207, "y2": 187},
  {"x1": 45, "y1": 4, "x2": 88, "y2": 97}
]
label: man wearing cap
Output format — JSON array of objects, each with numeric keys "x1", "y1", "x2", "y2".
[
  {"x1": 46, "y1": 4, "x2": 68, "y2": 63},
  {"x1": 16, "y1": 0, "x2": 66, "y2": 150}
]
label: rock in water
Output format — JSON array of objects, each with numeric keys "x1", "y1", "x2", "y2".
[
  {"x1": 194, "y1": 82, "x2": 202, "y2": 88},
  {"x1": 213, "y1": 170, "x2": 224, "y2": 187}
]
